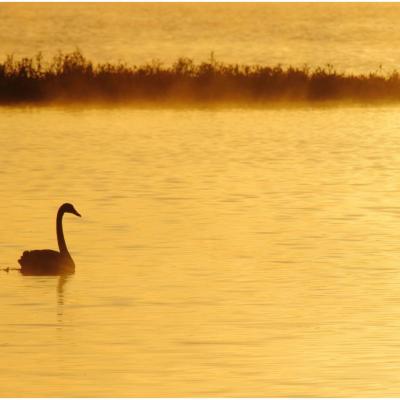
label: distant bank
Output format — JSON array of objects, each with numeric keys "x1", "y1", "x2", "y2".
[{"x1": 1, "y1": 50, "x2": 400, "y2": 105}]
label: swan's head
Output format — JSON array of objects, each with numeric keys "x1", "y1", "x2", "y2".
[{"x1": 61, "y1": 203, "x2": 81, "y2": 217}]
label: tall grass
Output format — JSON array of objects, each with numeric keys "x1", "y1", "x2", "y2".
[{"x1": 1, "y1": 50, "x2": 400, "y2": 104}]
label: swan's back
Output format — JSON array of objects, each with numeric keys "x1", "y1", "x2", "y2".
[{"x1": 19, "y1": 250, "x2": 75, "y2": 275}]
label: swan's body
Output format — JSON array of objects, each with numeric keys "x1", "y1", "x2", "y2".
[
  {"x1": 18, "y1": 203, "x2": 81, "y2": 275},
  {"x1": 19, "y1": 249, "x2": 74, "y2": 275}
]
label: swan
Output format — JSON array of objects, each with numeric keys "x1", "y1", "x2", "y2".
[{"x1": 18, "y1": 203, "x2": 81, "y2": 275}]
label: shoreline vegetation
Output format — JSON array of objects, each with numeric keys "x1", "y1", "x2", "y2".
[{"x1": 1, "y1": 50, "x2": 400, "y2": 105}]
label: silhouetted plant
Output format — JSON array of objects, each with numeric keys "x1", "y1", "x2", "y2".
[{"x1": 1, "y1": 50, "x2": 400, "y2": 104}]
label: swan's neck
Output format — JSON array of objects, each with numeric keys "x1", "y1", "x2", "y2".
[{"x1": 57, "y1": 209, "x2": 69, "y2": 256}]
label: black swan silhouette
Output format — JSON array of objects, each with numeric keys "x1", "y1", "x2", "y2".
[{"x1": 18, "y1": 203, "x2": 81, "y2": 275}]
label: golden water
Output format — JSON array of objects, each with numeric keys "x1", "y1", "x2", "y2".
[
  {"x1": 1, "y1": 106, "x2": 400, "y2": 396},
  {"x1": 1, "y1": 3, "x2": 400, "y2": 73}
]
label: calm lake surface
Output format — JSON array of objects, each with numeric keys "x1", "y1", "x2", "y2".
[{"x1": 1, "y1": 106, "x2": 400, "y2": 396}]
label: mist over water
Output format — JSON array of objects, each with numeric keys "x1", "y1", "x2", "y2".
[{"x1": 2, "y1": 106, "x2": 400, "y2": 396}]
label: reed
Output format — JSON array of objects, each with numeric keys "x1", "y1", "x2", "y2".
[{"x1": 1, "y1": 50, "x2": 400, "y2": 104}]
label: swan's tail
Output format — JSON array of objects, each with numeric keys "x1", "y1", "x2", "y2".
[{"x1": 1, "y1": 266, "x2": 21, "y2": 273}]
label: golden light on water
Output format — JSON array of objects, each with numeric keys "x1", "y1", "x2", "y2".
[{"x1": 1, "y1": 4, "x2": 400, "y2": 397}]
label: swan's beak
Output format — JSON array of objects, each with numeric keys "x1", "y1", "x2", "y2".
[{"x1": 73, "y1": 209, "x2": 81, "y2": 217}]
